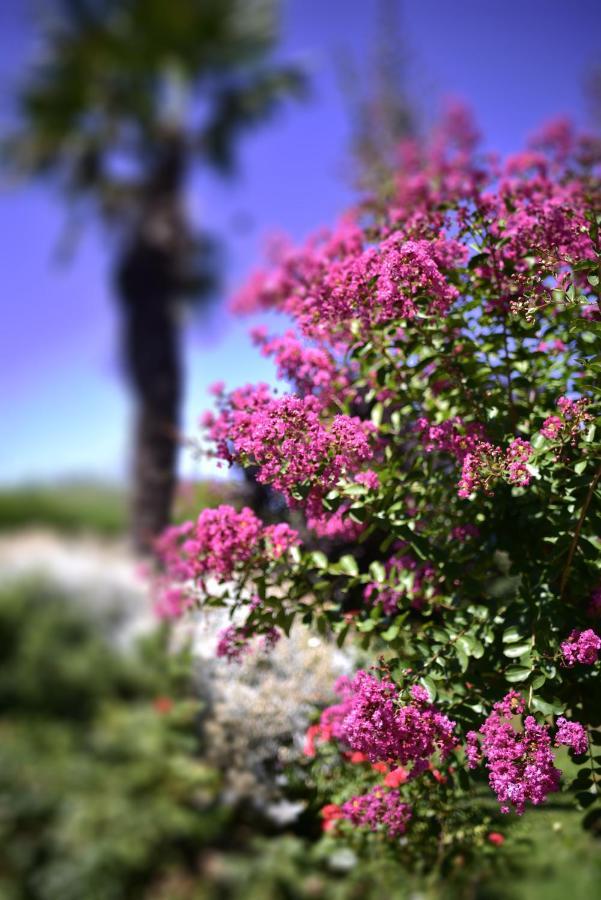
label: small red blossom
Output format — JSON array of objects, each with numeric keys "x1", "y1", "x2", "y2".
[
  {"x1": 320, "y1": 803, "x2": 343, "y2": 820},
  {"x1": 349, "y1": 751, "x2": 368, "y2": 764},
  {"x1": 488, "y1": 832, "x2": 505, "y2": 846},
  {"x1": 384, "y1": 766, "x2": 409, "y2": 787},
  {"x1": 153, "y1": 696, "x2": 173, "y2": 715}
]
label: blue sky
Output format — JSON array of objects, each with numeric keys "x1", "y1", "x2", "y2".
[{"x1": 1, "y1": 0, "x2": 600, "y2": 484}]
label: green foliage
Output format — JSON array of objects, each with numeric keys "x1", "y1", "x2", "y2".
[
  {"x1": 0, "y1": 482, "x2": 127, "y2": 536},
  {"x1": 0, "y1": 579, "x2": 223, "y2": 900},
  {"x1": 6, "y1": 0, "x2": 305, "y2": 194},
  {"x1": 0, "y1": 479, "x2": 240, "y2": 536}
]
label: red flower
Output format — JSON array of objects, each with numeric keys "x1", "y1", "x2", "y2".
[
  {"x1": 384, "y1": 766, "x2": 409, "y2": 787},
  {"x1": 303, "y1": 724, "x2": 320, "y2": 757},
  {"x1": 153, "y1": 696, "x2": 173, "y2": 715},
  {"x1": 371, "y1": 761, "x2": 389, "y2": 774},
  {"x1": 349, "y1": 751, "x2": 368, "y2": 764},
  {"x1": 320, "y1": 803, "x2": 343, "y2": 820},
  {"x1": 488, "y1": 832, "x2": 505, "y2": 846}
]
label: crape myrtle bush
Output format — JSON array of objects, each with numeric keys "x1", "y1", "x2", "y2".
[{"x1": 156, "y1": 105, "x2": 601, "y2": 866}]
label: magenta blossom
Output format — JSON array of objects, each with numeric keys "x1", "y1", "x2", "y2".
[{"x1": 560, "y1": 629, "x2": 601, "y2": 667}]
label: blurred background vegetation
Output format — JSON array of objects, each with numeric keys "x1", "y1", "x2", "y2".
[{"x1": 1, "y1": 0, "x2": 600, "y2": 897}]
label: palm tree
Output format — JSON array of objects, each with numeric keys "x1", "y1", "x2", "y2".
[{"x1": 7, "y1": 0, "x2": 304, "y2": 552}]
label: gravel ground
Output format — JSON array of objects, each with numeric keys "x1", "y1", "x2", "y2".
[{"x1": 0, "y1": 528, "x2": 350, "y2": 812}]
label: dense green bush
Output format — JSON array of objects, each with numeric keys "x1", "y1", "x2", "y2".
[{"x1": 0, "y1": 580, "x2": 223, "y2": 900}]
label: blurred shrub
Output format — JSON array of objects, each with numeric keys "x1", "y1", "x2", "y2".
[
  {"x1": 0, "y1": 479, "x2": 245, "y2": 538},
  {"x1": 0, "y1": 580, "x2": 224, "y2": 900},
  {"x1": 0, "y1": 483, "x2": 127, "y2": 536}
]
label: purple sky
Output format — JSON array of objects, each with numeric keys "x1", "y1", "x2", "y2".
[{"x1": 1, "y1": 0, "x2": 600, "y2": 484}]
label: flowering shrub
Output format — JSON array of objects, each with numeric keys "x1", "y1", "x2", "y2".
[{"x1": 157, "y1": 106, "x2": 601, "y2": 867}]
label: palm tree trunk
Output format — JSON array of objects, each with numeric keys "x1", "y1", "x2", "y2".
[
  {"x1": 114, "y1": 134, "x2": 187, "y2": 554},
  {"x1": 117, "y1": 239, "x2": 182, "y2": 555}
]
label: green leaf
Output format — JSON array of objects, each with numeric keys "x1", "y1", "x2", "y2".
[
  {"x1": 505, "y1": 666, "x2": 531, "y2": 683},
  {"x1": 502, "y1": 626, "x2": 524, "y2": 644},
  {"x1": 310, "y1": 551, "x2": 328, "y2": 570},
  {"x1": 338, "y1": 554, "x2": 359, "y2": 577},
  {"x1": 369, "y1": 561, "x2": 386, "y2": 583},
  {"x1": 456, "y1": 647, "x2": 469, "y2": 672},
  {"x1": 419, "y1": 676, "x2": 437, "y2": 702},
  {"x1": 576, "y1": 790, "x2": 597, "y2": 809},
  {"x1": 371, "y1": 402, "x2": 384, "y2": 428},
  {"x1": 531, "y1": 697, "x2": 556, "y2": 715},
  {"x1": 503, "y1": 642, "x2": 532, "y2": 658},
  {"x1": 381, "y1": 623, "x2": 400, "y2": 642}
]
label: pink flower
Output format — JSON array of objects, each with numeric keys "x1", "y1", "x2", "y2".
[
  {"x1": 318, "y1": 671, "x2": 457, "y2": 775},
  {"x1": 153, "y1": 506, "x2": 300, "y2": 623},
  {"x1": 216, "y1": 625, "x2": 250, "y2": 663},
  {"x1": 303, "y1": 724, "x2": 321, "y2": 758},
  {"x1": 467, "y1": 693, "x2": 561, "y2": 815},
  {"x1": 355, "y1": 470, "x2": 380, "y2": 491},
  {"x1": 554, "y1": 717, "x2": 588, "y2": 755},
  {"x1": 505, "y1": 438, "x2": 534, "y2": 487},
  {"x1": 349, "y1": 751, "x2": 368, "y2": 764},
  {"x1": 341, "y1": 788, "x2": 412, "y2": 839},
  {"x1": 540, "y1": 416, "x2": 562, "y2": 440},
  {"x1": 263, "y1": 523, "x2": 300, "y2": 559},
  {"x1": 560, "y1": 629, "x2": 601, "y2": 667}
]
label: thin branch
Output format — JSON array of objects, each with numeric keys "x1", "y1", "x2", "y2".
[{"x1": 559, "y1": 462, "x2": 601, "y2": 601}]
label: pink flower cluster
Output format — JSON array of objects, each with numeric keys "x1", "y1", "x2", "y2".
[
  {"x1": 318, "y1": 672, "x2": 457, "y2": 776},
  {"x1": 340, "y1": 788, "x2": 412, "y2": 839},
  {"x1": 505, "y1": 438, "x2": 534, "y2": 486},
  {"x1": 458, "y1": 437, "x2": 534, "y2": 498},
  {"x1": 156, "y1": 506, "x2": 261, "y2": 582},
  {"x1": 373, "y1": 234, "x2": 468, "y2": 321},
  {"x1": 233, "y1": 103, "x2": 595, "y2": 339},
  {"x1": 466, "y1": 692, "x2": 589, "y2": 814},
  {"x1": 554, "y1": 717, "x2": 588, "y2": 755},
  {"x1": 417, "y1": 418, "x2": 534, "y2": 498},
  {"x1": 153, "y1": 586, "x2": 192, "y2": 620},
  {"x1": 251, "y1": 327, "x2": 344, "y2": 398},
  {"x1": 450, "y1": 524, "x2": 480, "y2": 542},
  {"x1": 364, "y1": 551, "x2": 438, "y2": 615},
  {"x1": 157, "y1": 505, "x2": 298, "y2": 585},
  {"x1": 466, "y1": 692, "x2": 561, "y2": 814},
  {"x1": 215, "y1": 623, "x2": 282, "y2": 663},
  {"x1": 233, "y1": 214, "x2": 467, "y2": 338},
  {"x1": 540, "y1": 395, "x2": 592, "y2": 443},
  {"x1": 540, "y1": 416, "x2": 562, "y2": 440},
  {"x1": 216, "y1": 625, "x2": 251, "y2": 663},
  {"x1": 417, "y1": 416, "x2": 485, "y2": 463},
  {"x1": 153, "y1": 506, "x2": 300, "y2": 619},
  {"x1": 355, "y1": 470, "x2": 380, "y2": 491},
  {"x1": 560, "y1": 628, "x2": 601, "y2": 667},
  {"x1": 206, "y1": 388, "x2": 374, "y2": 507}
]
